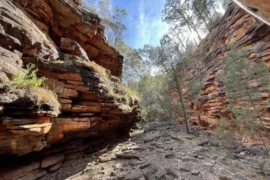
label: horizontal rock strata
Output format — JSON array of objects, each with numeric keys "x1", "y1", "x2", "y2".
[
  {"x1": 233, "y1": 0, "x2": 270, "y2": 26},
  {"x1": 172, "y1": 4, "x2": 270, "y2": 140},
  {"x1": 0, "y1": 0, "x2": 140, "y2": 179}
]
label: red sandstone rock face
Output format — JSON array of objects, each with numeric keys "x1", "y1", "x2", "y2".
[
  {"x1": 0, "y1": 0, "x2": 139, "y2": 179},
  {"x1": 18, "y1": 0, "x2": 123, "y2": 77},
  {"x1": 0, "y1": 0, "x2": 139, "y2": 155},
  {"x1": 173, "y1": 4, "x2": 270, "y2": 140},
  {"x1": 233, "y1": 0, "x2": 270, "y2": 26}
]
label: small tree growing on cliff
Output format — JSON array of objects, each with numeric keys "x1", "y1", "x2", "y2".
[
  {"x1": 220, "y1": 43, "x2": 270, "y2": 151},
  {"x1": 152, "y1": 34, "x2": 190, "y2": 133}
]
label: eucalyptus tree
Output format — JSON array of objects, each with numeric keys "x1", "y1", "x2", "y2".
[
  {"x1": 154, "y1": 34, "x2": 190, "y2": 133},
  {"x1": 163, "y1": 0, "x2": 226, "y2": 42},
  {"x1": 163, "y1": 0, "x2": 203, "y2": 41},
  {"x1": 106, "y1": 7, "x2": 127, "y2": 47},
  {"x1": 82, "y1": 0, "x2": 127, "y2": 48}
]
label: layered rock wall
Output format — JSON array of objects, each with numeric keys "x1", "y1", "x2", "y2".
[
  {"x1": 233, "y1": 0, "x2": 270, "y2": 26},
  {"x1": 175, "y1": 4, "x2": 270, "y2": 139},
  {"x1": 0, "y1": 0, "x2": 140, "y2": 179},
  {"x1": 18, "y1": 0, "x2": 123, "y2": 77}
]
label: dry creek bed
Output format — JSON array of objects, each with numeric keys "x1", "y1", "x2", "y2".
[{"x1": 41, "y1": 121, "x2": 270, "y2": 180}]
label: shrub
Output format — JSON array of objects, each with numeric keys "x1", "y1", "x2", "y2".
[
  {"x1": 6, "y1": 64, "x2": 61, "y2": 116},
  {"x1": 121, "y1": 84, "x2": 140, "y2": 104},
  {"x1": 188, "y1": 77, "x2": 203, "y2": 100},
  {"x1": 140, "y1": 106, "x2": 150, "y2": 119},
  {"x1": 220, "y1": 43, "x2": 270, "y2": 151},
  {"x1": 216, "y1": 118, "x2": 236, "y2": 148},
  {"x1": 9, "y1": 64, "x2": 46, "y2": 89}
]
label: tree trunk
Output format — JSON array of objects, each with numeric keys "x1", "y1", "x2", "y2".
[
  {"x1": 176, "y1": 9, "x2": 202, "y2": 41},
  {"x1": 172, "y1": 67, "x2": 189, "y2": 133},
  {"x1": 246, "y1": 88, "x2": 269, "y2": 152},
  {"x1": 203, "y1": 0, "x2": 211, "y2": 20},
  {"x1": 171, "y1": 28, "x2": 188, "y2": 52},
  {"x1": 193, "y1": 1, "x2": 209, "y2": 30},
  {"x1": 154, "y1": 91, "x2": 174, "y2": 120},
  {"x1": 210, "y1": 3, "x2": 218, "y2": 14},
  {"x1": 191, "y1": 23, "x2": 202, "y2": 41},
  {"x1": 193, "y1": 38, "x2": 198, "y2": 46}
]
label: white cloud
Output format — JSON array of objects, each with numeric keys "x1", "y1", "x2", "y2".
[{"x1": 135, "y1": 0, "x2": 169, "y2": 48}]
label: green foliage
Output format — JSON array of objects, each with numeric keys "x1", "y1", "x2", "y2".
[
  {"x1": 216, "y1": 118, "x2": 237, "y2": 148},
  {"x1": 188, "y1": 76, "x2": 203, "y2": 99},
  {"x1": 136, "y1": 74, "x2": 172, "y2": 122},
  {"x1": 9, "y1": 64, "x2": 46, "y2": 89},
  {"x1": 163, "y1": 0, "x2": 225, "y2": 44},
  {"x1": 216, "y1": 118, "x2": 233, "y2": 137},
  {"x1": 75, "y1": 60, "x2": 140, "y2": 113},
  {"x1": 219, "y1": 43, "x2": 270, "y2": 150},
  {"x1": 121, "y1": 84, "x2": 140, "y2": 104},
  {"x1": 140, "y1": 106, "x2": 150, "y2": 119},
  {"x1": 82, "y1": 0, "x2": 127, "y2": 48},
  {"x1": 5, "y1": 64, "x2": 60, "y2": 115}
]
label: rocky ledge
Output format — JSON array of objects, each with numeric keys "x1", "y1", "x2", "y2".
[{"x1": 0, "y1": 0, "x2": 140, "y2": 179}]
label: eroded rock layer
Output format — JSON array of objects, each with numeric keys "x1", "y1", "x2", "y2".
[
  {"x1": 233, "y1": 0, "x2": 270, "y2": 26},
  {"x1": 174, "y1": 4, "x2": 270, "y2": 140},
  {"x1": 0, "y1": 0, "x2": 140, "y2": 179},
  {"x1": 18, "y1": 0, "x2": 123, "y2": 77}
]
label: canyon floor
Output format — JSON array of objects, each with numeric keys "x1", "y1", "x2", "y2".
[{"x1": 41, "y1": 121, "x2": 270, "y2": 180}]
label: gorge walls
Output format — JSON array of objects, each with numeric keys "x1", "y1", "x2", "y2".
[
  {"x1": 175, "y1": 3, "x2": 270, "y2": 142},
  {"x1": 0, "y1": 0, "x2": 140, "y2": 179},
  {"x1": 233, "y1": 0, "x2": 270, "y2": 26}
]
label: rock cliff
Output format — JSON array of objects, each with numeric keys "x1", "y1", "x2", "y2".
[
  {"x1": 233, "y1": 0, "x2": 270, "y2": 26},
  {"x1": 175, "y1": 3, "x2": 270, "y2": 142},
  {"x1": 0, "y1": 0, "x2": 140, "y2": 179}
]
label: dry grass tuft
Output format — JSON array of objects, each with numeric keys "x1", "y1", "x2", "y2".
[
  {"x1": 118, "y1": 104, "x2": 132, "y2": 114},
  {"x1": 7, "y1": 87, "x2": 61, "y2": 116},
  {"x1": 121, "y1": 84, "x2": 140, "y2": 105},
  {"x1": 74, "y1": 60, "x2": 140, "y2": 113},
  {"x1": 27, "y1": 87, "x2": 61, "y2": 115},
  {"x1": 74, "y1": 60, "x2": 110, "y2": 80},
  {"x1": 6, "y1": 64, "x2": 61, "y2": 116}
]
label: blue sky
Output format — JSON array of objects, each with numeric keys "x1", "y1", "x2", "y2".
[{"x1": 112, "y1": 0, "x2": 169, "y2": 49}]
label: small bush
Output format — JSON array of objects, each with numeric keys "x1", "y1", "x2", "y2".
[
  {"x1": 140, "y1": 106, "x2": 150, "y2": 119},
  {"x1": 216, "y1": 118, "x2": 237, "y2": 148},
  {"x1": 7, "y1": 87, "x2": 61, "y2": 116},
  {"x1": 6, "y1": 64, "x2": 60, "y2": 116},
  {"x1": 9, "y1": 64, "x2": 46, "y2": 89},
  {"x1": 222, "y1": 43, "x2": 270, "y2": 151},
  {"x1": 188, "y1": 77, "x2": 203, "y2": 100},
  {"x1": 121, "y1": 84, "x2": 140, "y2": 104},
  {"x1": 74, "y1": 60, "x2": 110, "y2": 79}
]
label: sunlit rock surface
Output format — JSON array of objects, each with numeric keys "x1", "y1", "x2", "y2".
[{"x1": 0, "y1": 0, "x2": 140, "y2": 179}]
